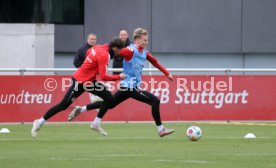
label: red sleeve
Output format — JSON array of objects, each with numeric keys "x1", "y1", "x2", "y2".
[
  {"x1": 98, "y1": 54, "x2": 120, "y2": 81},
  {"x1": 146, "y1": 52, "x2": 170, "y2": 76},
  {"x1": 119, "y1": 47, "x2": 134, "y2": 61}
]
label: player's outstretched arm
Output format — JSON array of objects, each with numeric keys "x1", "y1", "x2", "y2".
[
  {"x1": 98, "y1": 55, "x2": 121, "y2": 81},
  {"x1": 146, "y1": 52, "x2": 173, "y2": 81},
  {"x1": 166, "y1": 74, "x2": 173, "y2": 81},
  {"x1": 118, "y1": 47, "x2": 133, "y2": 61}
]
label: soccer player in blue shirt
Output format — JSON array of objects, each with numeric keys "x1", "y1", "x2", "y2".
[{"x1": 69, "y1": 28, "x2": 174, "y2": 137}]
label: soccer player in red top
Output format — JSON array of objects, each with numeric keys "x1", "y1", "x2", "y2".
[
  {"x1": 68, "y1": 28, "x2": 174, "y2": 137},
  {"x1": 31, "y1": 38, "x2": 126, "y2": 138}
]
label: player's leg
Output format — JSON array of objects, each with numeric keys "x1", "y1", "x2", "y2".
[
  {"x1": 83, "y1": 87, "x2": 128, "y2": 112},
  {"x1": 69, "y1": 82, "x2": 113, "y2": 120},
  {"x1": 69, "y1": 85, "x2": 130, "y2": 120},
  {"x1": 83, "y1": 81, "x2": 113, "y2": 135},
  {"x1": 133, "y1": 89, "x2": 162, "y2": 125},
  {"x1": 140, "y1": 90, "x2": 174, "y2": 137},
  {"x1": 89, "y1": 86, "x2": 130, "y2": 135},
  {"x1": 31, "y1": 78, "x2": 85, "y2": 137},
  {"x1": 86, "y1": 101, "x2": 102, "y2": 110},
  {"x1": 89, "y1": 93, "x2": 103, "y2": 111},
  {"x1": 68, "y1": 99, "x2": 103, "y2": 121},
  {"x1": 68, "y1": 81, "x2": 112, "y2": 121},
  {"x1": 95, "y1": 87, "x2": 130, "y2": 118},
  {"x1": 129, "y1": 88, "x2": 160, "y2": 124},
  {"x1": 130, "y1": 88, "x2": 174, "y2": 137}
]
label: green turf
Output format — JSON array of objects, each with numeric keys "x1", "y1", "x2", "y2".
[{"x1": 0, "y1": 123, "x2": 276, "y2": 168}]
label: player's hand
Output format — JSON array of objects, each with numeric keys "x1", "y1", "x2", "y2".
[
  {"x1": 119, "y1": 73, "x2": 126, "y2": 80},
  {"x1": 167, "y1": 74, "x2": 173, "y2": 81}
]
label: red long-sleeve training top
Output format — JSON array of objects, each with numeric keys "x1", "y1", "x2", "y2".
[{"x1": 73, "y1": 44, "x2": 120, "y2": 83}]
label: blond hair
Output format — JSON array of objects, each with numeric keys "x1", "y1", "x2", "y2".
[{"x1": 133, "y1": 27, "x2": 148, "y2": 40}]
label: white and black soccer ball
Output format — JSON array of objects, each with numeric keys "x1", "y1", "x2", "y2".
[{"x1": 186, "y1": 126, "x2": 202, "y2": 141}]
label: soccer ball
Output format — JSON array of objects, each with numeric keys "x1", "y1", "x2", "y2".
[{"x1": 186, "y1": 126, "x2": 202, "y2": 141}]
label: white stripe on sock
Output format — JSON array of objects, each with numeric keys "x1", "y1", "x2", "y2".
[
  {"x1": 80, "y1": 106, "x2": 87, "y2": 113},
  {"x1": 157, "y1": 125, "x2": 164, "y2": 132}
]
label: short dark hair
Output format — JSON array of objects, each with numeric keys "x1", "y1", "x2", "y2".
[
  {"x1": 119, "y1": 29, "x2": 128, "y2": 33},
  {"x1": 109, "y1": 38, "x2": 124, "y2": 49}
]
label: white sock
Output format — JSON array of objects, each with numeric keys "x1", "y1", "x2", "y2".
[
  {"x1": 80, "y1": 106, "x2": 87, "y2": 113},
  {"x1": 157, "y1": 125, "x2": 164, "y2": 132},
  {"x1": 38, "y1": 117, "x2": 46, "y2": 126},
  {"x1": 93, "y1": 117, "x2": 102, "y2": 126}
]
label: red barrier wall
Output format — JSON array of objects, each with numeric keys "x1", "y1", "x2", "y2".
[{"x1": 0, "y1": 75, "x2": 276, "y2": 122}]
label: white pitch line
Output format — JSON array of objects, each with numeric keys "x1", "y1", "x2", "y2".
[
  {"x1": 216, "y1": 153, "x2": 276, "y2": 157},
  {"x1": 154, "y1": 159, "x2": 212, "y2": 164},
  {"x1": 233, "y1": 153, "x2": 276, "y2": 157},
  {"x1": 96, "y1": 154, "x2": 143, "y2": 157},
  {"x1": 0, "y1": 139, "x2": 30, "y2": 141},
  {"x1": 49, "y1": 157, "x2": 104, "y2": 161},
  {"x1": 49, "y1": 154, "x2": 143, "y2": 161}
]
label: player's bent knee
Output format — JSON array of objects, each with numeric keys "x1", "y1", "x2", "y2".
[
  {"x1": 152, "y1": 99, "x2": 160, "y2": 105},
  {"x1": 71, "y1": 98, "x2": 76, "y2": 102},
  {"x1": 106, "y1": 102, "x2": 116, "y2": 109},
  {"x1": 58, "y1": 102, "x2": 71, "y2": 111}
]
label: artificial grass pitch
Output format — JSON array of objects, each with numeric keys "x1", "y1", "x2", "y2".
[{"x1": 0, "y1": 123, "x2": 276, "y2": 168}]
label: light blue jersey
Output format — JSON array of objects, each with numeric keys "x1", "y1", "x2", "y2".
[{"x1": 121, "y1": 44, "x2": 147, "y2": 88}]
